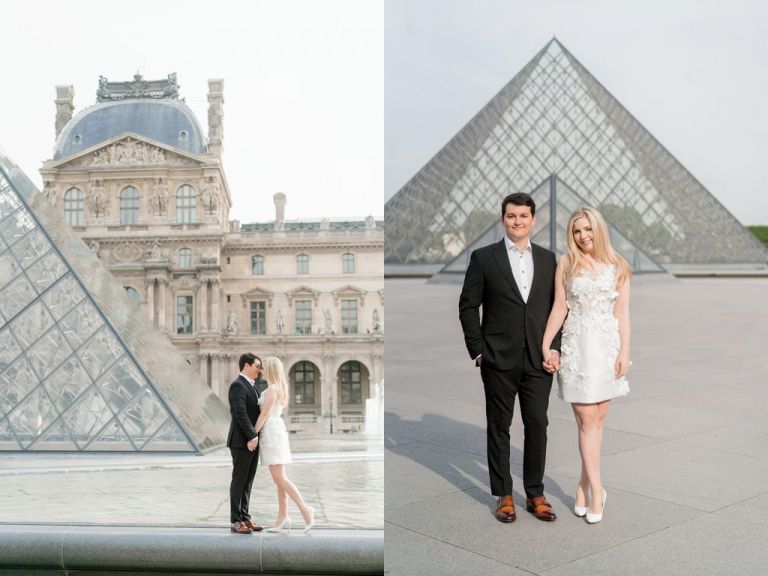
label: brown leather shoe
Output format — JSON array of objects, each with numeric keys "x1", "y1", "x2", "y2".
[
  {"x1": 526, "y1": 496, "x2": 557, "y2": 521},
  {"x1": 243, "y1": 519, "x2": 264, "y2": 532},
  {"x1": 495, "y1": 495, "x2": 516, "y2": 523},
  {"x1": 231, "y1": 521, "x2": 253, "y2": 534}
]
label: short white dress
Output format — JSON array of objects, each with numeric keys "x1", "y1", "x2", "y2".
[
  {"x1": 258, "y1": 386, "x2": 292, "y2": 465},
  {"x1": 557, "y1": 264, "x2": 630, "y2": 404}
]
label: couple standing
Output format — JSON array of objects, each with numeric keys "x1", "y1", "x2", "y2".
[
  {"x1": 459, "y1": 193, "x2": 631, "y2": 524},
  {"x1": 227, "y1": 353, "x2": 315, "y2": 534}
]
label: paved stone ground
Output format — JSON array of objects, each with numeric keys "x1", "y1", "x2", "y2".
[
  {"x1": 385, "y1": 277, "x2": 768, "y2": 575},
  {"x1": 0, "y1": 436, "x2": 382, "y2": 529}
]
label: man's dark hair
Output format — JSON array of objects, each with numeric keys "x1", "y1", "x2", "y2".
[
  {"x1": 501, "y1": 192, "x2": 536, "y2": 217},
  {"x1": 239, "y1": 352, "x2": 261, "y2": 371}
]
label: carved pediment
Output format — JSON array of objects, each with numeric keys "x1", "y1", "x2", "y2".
[
  {"x1": 240, "y1": 287, "x2": 275, "y2": 308},
  {"x1": 331, "y1": 285, "x2": 367, "y2": 305},
  {"x1": 286, "y1": 286, "x2": 320, "y2": 307},
  {"x1": 52, "y1": 134, "x2": 205, "y2": 170}
]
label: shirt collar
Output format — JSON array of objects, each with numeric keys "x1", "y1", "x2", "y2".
[
  {"x1": 504, "y1": 236, "x2": 532, "y2": 253},
  {"x1": 239, "y1": 372, "x2": 255, "y2": 386}
]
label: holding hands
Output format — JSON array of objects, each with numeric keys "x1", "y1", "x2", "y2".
[
  {"x1": 542, "y1": 349, "x2": 560, "y2": 373},
  {"x1": 247, "y1": 437, "x2": 258, "y2": 452}
]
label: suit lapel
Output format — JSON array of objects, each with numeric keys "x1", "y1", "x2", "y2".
[
  {"x1": 239, "y1": 375, "x2": 259, "y2": 400},
  {"x1": 492, "y1": 239, "x2": 524, "y2": 302},
  {"x1": 528, "y1": 244, "x2": 544, "y2": 299}
]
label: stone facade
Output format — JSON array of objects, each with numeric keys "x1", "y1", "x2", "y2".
[{"x1": 39, "y1": 75, "x2": 383, "y2": 434}]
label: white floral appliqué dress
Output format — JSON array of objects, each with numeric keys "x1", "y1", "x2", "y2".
[
  {"x1": 258, "y1": 386, "x2": 293, "y2": 465},
  {"x1": 557, "y1": 264, "x2": 629, "y2": 403}
]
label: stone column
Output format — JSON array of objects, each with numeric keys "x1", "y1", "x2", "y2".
[
  {"x1": 322, "y1": 352, "x2": 336, "y2": 434},
  {"x1": 199, "y1": 353, "x2": 209, "y2": 386},
  {"x1": 210, "y1": 354, "x2": 220, "y2": 396},
  {"x1": 145, "y1": 278, "x2": 155, "y2": 327},
  {"x1": 211, "y1": 279, "x2": 221, "y2": 333},
  {"x1": 199, "y1": 280, "x2": 209, "y2": 331},
  {"x1": 158, "y1": 279, "x2": 168, "y2": 331}
]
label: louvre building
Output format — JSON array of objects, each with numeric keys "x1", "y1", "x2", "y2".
[
  {"x1": 0, "y1": 73, "x2": 383, "y2": 452},
  {"x1": 385, "y1": 39, "x2": 767, "y2": 275},
  {"x1": 0, "y1": 149, "x2": 228, "y2": 452}
]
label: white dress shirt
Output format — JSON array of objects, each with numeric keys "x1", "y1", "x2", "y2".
[{"x1": 504, "y1": 236, "x2": 534, "y2": 302}]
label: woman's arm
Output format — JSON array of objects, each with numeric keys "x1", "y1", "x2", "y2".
[
  {"x1": 614, "y1": 277, "x2": 631, "y2": 378},
  {"x1": 253, "y1": 387, "x2": 277, "y2": 434},
  {"x1": 541, "y1": 257, "x2": 569, "y2": 365}
]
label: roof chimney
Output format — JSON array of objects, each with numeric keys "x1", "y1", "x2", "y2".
[
  {"x1": 273, "y1": 193, "x2": 286, "y2": 230},
  {"x1": 207, "y1": 79, "x2": 224, "y2": 157},
  {"x1": 55, "y1": 85, "x2": 75, "y2": 137}
]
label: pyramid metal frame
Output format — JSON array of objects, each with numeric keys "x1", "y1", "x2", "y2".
[
  {"x1": 385, "y1": 39, "x2": 767, "y2": 268},
  {"x1": 0, "y1": 152, "x2": 229, "y2": 452},
  {"x1": 432, "y1": 174, "x2": 665, "y2": 282}
]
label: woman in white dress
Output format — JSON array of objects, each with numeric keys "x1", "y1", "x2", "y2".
[
  {"x1": 541, "y1": 207, "x2": 631, "y2": 524},
  {"x1": 254, "y1": 356, "x2": 315, "y2": 533}
]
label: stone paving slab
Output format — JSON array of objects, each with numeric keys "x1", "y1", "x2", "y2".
[
  {"x1": 0, "y1": 437, "x2": 383, "y2": 529},
  {"x1": 541, "y1": 514, "x2": 768, "y2": 576},
  {"x1": 384, "y1": 277, "x2": 768, "y2": 575},
  {"x1": 385, "y1": 523, "x2": 531, "y2": 576}
]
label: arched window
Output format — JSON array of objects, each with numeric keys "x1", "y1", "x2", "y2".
[
  {"x1": 124, "y1": 286, "x2": 140, "y2": 303},
  {"x1": 178, "y1": 248, "x2": 192, "y2": 269},
  {"x1": 252, "y1": 255, "x2": 264, "y2": 275},
  {"x1": 296, "y1": 254, "x2": 309, "y2": 274},
  {"x1": 64, "y1": 187, "x2": 84, "y2": 226},
  {"x1": 340, "y1": 361, "x2": 362, "y2": 405},
  {"x1": 119, "y1": 186, "x2": 140, "y2": 225},
  {"x1": 176, "y1": 184, "x2": 197, "y2": 223},
  {"x1": 342, "y1": 253, "x2": 355, "y2": 273},
  {"x1": 291, "y1": 361, "x2": 317, "y2": 405}
]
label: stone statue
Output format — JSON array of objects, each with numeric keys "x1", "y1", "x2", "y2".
[
  {"x1": 88, "y1": 180, "x2": 107, "y2": 218},
  {"x1": 151, "y1": 178, "x2": 169, "y2": 214},
  {"x1": 320, "y1": 217, "x2": 330, "y2": 230},
  {"x1": 201, "y1": 177, "x2": 220, "y2": 213},
  {"x1": 42, "y1": 181, "x2": 57, "y2": 207},
  {"x1": 365, "y1": 215, "x2": 376, "y2": 229},
  {"x1": 148, "y1": 238, "x2": 163, "y2": 260},
  {"x1": 226, "y1": 310, "x2": 239, "y2": 335},
  {"x1": 276, "y1": 309, "x2": 285, "y2": 335},
  {"x1": 372, "y1": 308, "x2": 381, "y2": 332},
  {"x1": 323, "y1": 308, "x2": 334, "y2": 335}
]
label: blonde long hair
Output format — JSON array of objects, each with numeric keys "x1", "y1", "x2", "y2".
[
  {"x1": 563, "y1": 207, "x2": 631, "y2": 286},
  {"x1": 262, "y1": 356, "x2": 288, "y2": 405}
]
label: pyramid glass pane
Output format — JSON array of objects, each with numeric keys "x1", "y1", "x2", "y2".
[
  {"x1": 0, "y1": 151, "x2": 228, "y2": 452},
  {"x1": 432, "y1": 175, "x2": 665, "y2": 282},
  {"x1": 386, "y1": 39, "x2": 767, "y2": 268}
]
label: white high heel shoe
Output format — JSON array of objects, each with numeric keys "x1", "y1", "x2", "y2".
[
  {"x1": 303, "y1": 506, "x2": 316, "y2": 533},
  {"x1": 573, "y1": 487, "x2": 590, "y2": 517},
  {"x1": 586, "y1": 489, "x2": 606, "y2": 524},
  {"x1": 266, "y1": 516, "x2": 292, "y2": 533}
]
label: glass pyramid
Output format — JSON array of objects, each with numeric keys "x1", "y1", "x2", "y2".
[
  {"x1": 385, "y1": 39, "x2": 767, "y2": 268},
  {"x1": 432, "y1": 175, "x2": 665, "y2": 282},
  {"x1": 0, "y1": 149, "x2": 229, "y2": 452}
]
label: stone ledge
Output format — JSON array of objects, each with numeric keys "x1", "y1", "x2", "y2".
[{"x1": 0, "y1": 525, "x2": 383, "y2": 575}]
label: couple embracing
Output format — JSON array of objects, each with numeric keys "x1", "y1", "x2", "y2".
[
  {"x1": 227, "y1": 353, "x2": 315, "y2": 534},
  {"x1": 459, "y1": 192, "x2": 631, "y2": 525}
]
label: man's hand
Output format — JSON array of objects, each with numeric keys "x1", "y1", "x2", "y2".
[
  {"x1": 542, "y1": 350, "x2": 560, "y2": 373},
  {"x1": 475, "y1": 355, "x2": 482, "y2": 367},
  {"x1": 247, "y1": 437, "x2": 258, "y2": 452}
]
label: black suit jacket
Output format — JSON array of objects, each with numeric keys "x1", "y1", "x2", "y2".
[
  {"x1": 459, "y1": 239, "x2": 561, "y2": 371},
  {"x1": 227, "y1": 375, "x2": 261, "y2": 449}
]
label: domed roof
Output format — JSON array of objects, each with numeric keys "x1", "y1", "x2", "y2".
[{"x1": 54, "y1": 99, "x2": 206, "y2": 159}]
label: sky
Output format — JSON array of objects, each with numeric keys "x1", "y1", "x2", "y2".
[
  {"x1": 0, "y1": 0, "x2": 383, "y2": 223},
  {"x1": 385, "y1": 0, "x2": 768, "y2": 225}
]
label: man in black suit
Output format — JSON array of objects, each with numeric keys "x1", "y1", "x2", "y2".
[
  {"x1": 459, "y1": 192, "x2": 561, "y2": 523},
  {"x1": 227, "y1": 352, "x2": 265, "y2": 534}
]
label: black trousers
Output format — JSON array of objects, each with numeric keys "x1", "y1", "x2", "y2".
[
  {"x1": 481, "y1": 346, "x2": 553, "y2": 498},
  {"x1": 230, "y1": 447, "x2": 259, "y2": 523}
]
